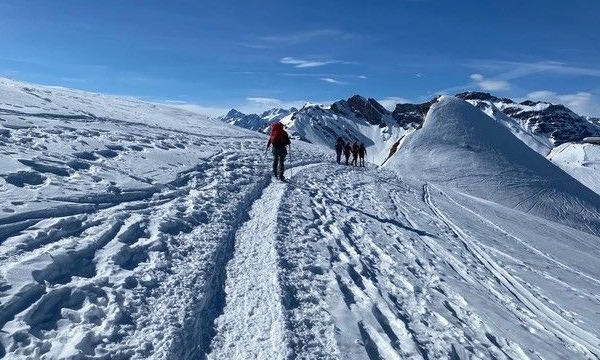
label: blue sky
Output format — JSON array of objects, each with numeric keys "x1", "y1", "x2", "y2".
[{"x1": 1, "y1": 0, "x2": 599, "y2": 116}]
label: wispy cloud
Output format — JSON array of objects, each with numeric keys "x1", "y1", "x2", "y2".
[
  {"x1": 241, "y1": 29, "x2": 358, "y2": 49},
  {"x1": 526, "y1": 90, "x2": 600, "y2": 117},
  {"x1": 158, "y1": 101, "x2": 230, "y2": 118},
  {"x1": 321, "y1": 77, "x2": 346, "y2": 85},
  {"x1": 246, "y1": 97, "x2": 283, "y2": 107},
  {"x1": 464, "y1": 60, "x2": 600, "y2": 80},
  {"x1": 280, "y1": 57, "x2": 356, "y2": 68},
  {"x1": 280, "y1": 72, "x2": 362, "y2": 79},
  {"x1": 280, "y1": 57, "x2": 336, "y2": 68},
  {"x1": 469, "y1": 73, "x2": 510, "y2": 91},
  {"x1": 359, "y1": 75, "x2": 367, "y2": 79},
  {"x1": 259, "y1": 29, "x2": 356, "y2": 44},
  {"x1": 378, "y1": 97, "x2": 411, "y2": 110}
]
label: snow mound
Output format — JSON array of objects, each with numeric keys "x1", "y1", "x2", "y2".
[{"x1": 389, "y1": 96, "x2": 600, "y2": 235}]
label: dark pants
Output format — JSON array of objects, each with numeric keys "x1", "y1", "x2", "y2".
[
  {"x1": 351, "y1": 154, "x2": 358, "y2": 166},
  {"x1": 359, "y1": 155, "x2": 365, "y2": 166},
  {"x1": 336, "y1": 149, "x2": 342, "y2": 163},
  {"x1": 344, "y1": 152, "x2": 350, "y2": 165},
  {"x1": 272, "y1": 147, "x2": 287, "y2": 178}
]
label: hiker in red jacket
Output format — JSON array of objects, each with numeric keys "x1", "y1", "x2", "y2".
[{"x1": 266, "y1": 122, "x2": 291, "y2": 180}]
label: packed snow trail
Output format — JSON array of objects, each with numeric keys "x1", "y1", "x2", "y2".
[{"x1": 207, "y1": 164, "x2": 322, "y2": 359}]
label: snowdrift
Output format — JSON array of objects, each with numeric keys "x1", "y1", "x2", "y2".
[{"x1": 389, "y1": 96, "x2": 600, "y2": 236}]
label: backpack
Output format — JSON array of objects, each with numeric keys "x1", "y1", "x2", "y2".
[{"x1": 269, "y1": 122, "x2": 290, "y2": 148}]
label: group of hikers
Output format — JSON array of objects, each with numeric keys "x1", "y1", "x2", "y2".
[
  {"x1": 265, "y1": 122, "x2": 367, "y2": 181},
  {"x1": 335, "y1": 137, "x2": 367, "y2": 167}
]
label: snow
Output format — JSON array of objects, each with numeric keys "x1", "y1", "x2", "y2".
[
  {"x1": 389, "y1": 96, "x2": 600, "y2": 236},
  {"x1": 549, "y1": 142, "x2": 600, "y2": 195},
  {"x1": 1, "y1": 78, "x2": 600, "y2": 359},
  {"x1": 464, "y1": 99, "x2": 554, "y2": 155},
  {"x1": 280, "y1": 104, "x2": 408, "y2": 165}
]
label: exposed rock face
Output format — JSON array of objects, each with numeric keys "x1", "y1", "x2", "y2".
[
  {"x1": 456, "y1": 92, "x2": 600, "y2": 146},
  {"x1": 330, "y1": 95, "x2": 389, "y2": 127},
  {"x1": 391, "y1": 99, "x2": 437, "y2": 129}
]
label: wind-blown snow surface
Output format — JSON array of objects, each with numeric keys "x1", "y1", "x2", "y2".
[{"x1": 1, "y1": 79, "x2": 600, "y2": 359}]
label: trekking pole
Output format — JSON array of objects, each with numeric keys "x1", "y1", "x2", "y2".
[
  {"x1": 265, "y1": 148, "x2": 270, "y2": 176},
  {"x1": 289, "y1": 145, "x2": 293, "y2": 179}
]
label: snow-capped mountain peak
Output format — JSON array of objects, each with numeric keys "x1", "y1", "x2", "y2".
[{"x1": 456, "y1": 91, "x2": 600, "y2": 147}]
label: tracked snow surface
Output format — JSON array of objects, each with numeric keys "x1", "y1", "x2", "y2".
[{"x1": 1, "y1": 78, "x2": 600, "y2": 359}]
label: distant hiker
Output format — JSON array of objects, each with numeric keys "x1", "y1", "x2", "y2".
[
  {"x1": 335, "y1": 137, "x2": 345, "y2": 164},
  {"x1": 358, "y1": 143, "x2": 367, "y2": 167},
  {"x1": 343, "y1": 143, "x2": 351, "y2": 165},
  {"x1": 266, "y1": 122, "x2": 291, "y2": 180},
  {"x1": 351, "y1": 142, "x2": 359, "y2": 166}
]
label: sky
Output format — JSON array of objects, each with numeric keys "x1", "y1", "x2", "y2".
[{"x1": 1, "y1": 0, "x2": 599, "y2": 117}]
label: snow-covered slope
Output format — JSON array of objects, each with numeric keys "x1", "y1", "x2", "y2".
[
  {"x1": 0, "y1": 77, "x2": 326, "y2": 359},
  {"x1": 2, "y1": 78, "x2": 600, "y2": 360},
  {"x1": 549, "y1": 142, "x2": 600, "y2": 195},
  {"x1": 389, "y1": 96, "x2": 600, "y2": 236}
]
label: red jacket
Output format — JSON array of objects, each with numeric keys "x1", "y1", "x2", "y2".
[{"x1": 267, "y1": 122, "x2": 291, "y2": 149}]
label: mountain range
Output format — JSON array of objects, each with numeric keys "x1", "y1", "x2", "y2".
[{"x1": 221, "y1": 92, "x2": 600, "y2": 157}]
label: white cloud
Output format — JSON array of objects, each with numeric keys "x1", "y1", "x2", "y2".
[
  {"x1": 280, "y1": 57, "x2": 337, "y2": 68},
  {"x1": 280, "y1": 57, "x2": 357, "y2": 69},
  {"x1": 463, "y1": 60, "x2": 600, "y2": 82},
  {"x1": 157, "y1": 101, "x2": 230, "y2": 118},
  {"x1": 246, "y1": 97, "x2": 282, "y2": 107},
  {"x1": 359, "y1": 75, "x2": 367, "y2": 79},
  {"x1": 279, "y1": 56, "x2": 349, "y2": 68},
  {"x1": 378, "y1": 97, "x2": 411, "y2": 111},
  {"x1": 320, "y1": 77, "x2": 346, "y2": 85},
  {"x1": 469, "y1": 73, "x2": 510, "y2": 91},
  {"x1": 526, "y1": 90, "x2": 600, "y2": 117},
  {"x1": 259, "y1": 29, "x2": 356, "y2": 44}
]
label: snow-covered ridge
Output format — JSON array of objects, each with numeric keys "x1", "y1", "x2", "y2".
[
  {"x1": 390, "y1": 96, "x2": 600, "y2": 236},
  {"x1": 456, "y1": 91, "x2": 600, "y2": 149}
]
